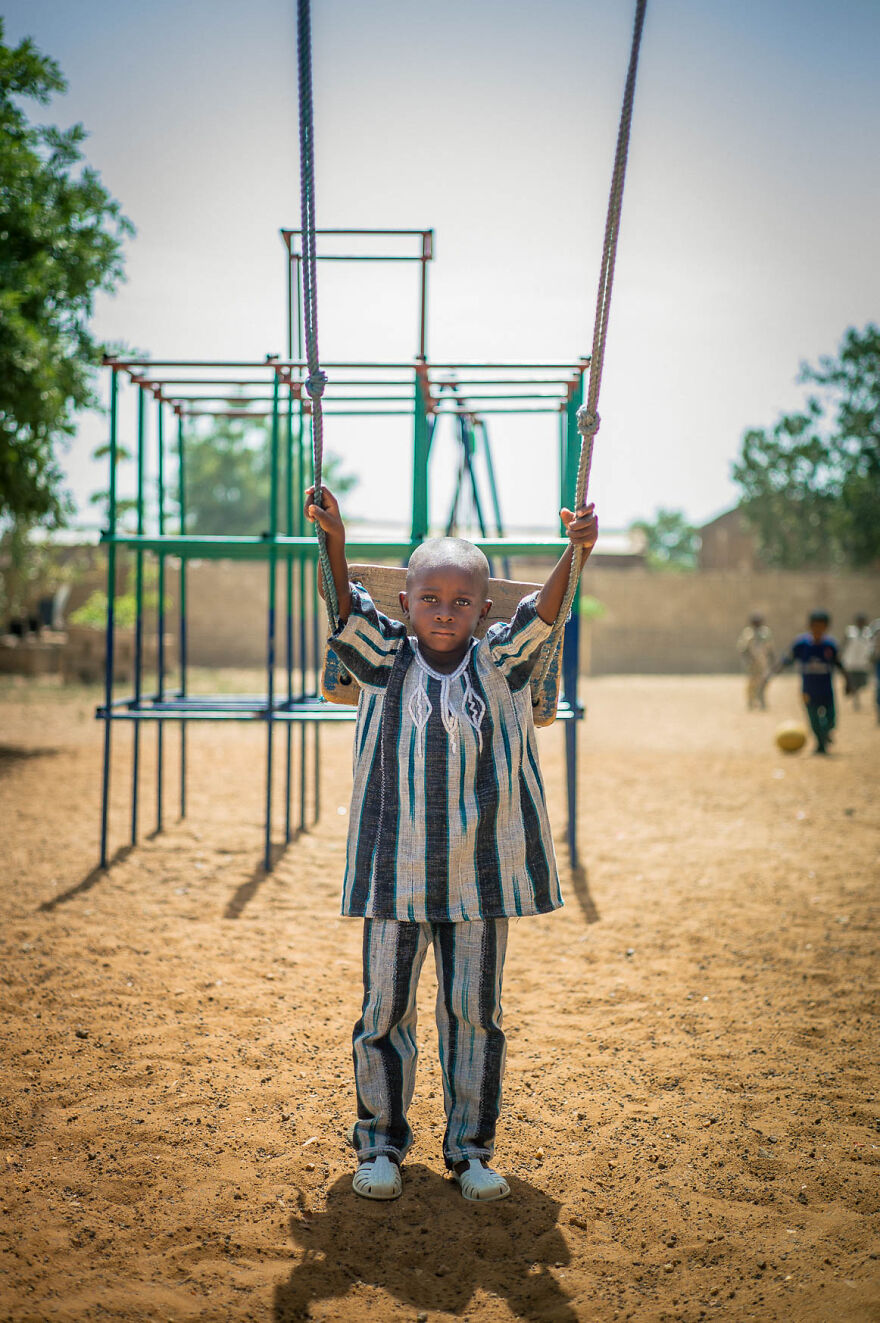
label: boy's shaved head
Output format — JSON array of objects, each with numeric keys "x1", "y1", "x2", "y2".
[{"x1": 406, "y1": 537, "x2": 490, "y2": 598}]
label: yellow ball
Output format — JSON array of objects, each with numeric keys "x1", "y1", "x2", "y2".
[{"x1": 775, "y1": 721, "x2": 807, "y2": 753}]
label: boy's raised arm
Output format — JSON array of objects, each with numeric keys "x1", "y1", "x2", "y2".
[
  {"x1": 305, "y1": 484, "x2": 352, "y2": 623},
  {"x1": 536, "y1": 503, "x2": 599, "y2": 625}
]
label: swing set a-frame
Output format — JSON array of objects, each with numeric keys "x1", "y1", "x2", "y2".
[{"x1": 95, "y1": 0, "x2": 647, "y2": 877}]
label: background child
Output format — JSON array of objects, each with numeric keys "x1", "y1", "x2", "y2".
[
  {"x1": 306, "y1": 483, "x2": 598, "y2": 1203},
  {"x1": 841, "y1": 613, "x2": 873, "y2": 711},
  {"x1": 776, "y1": 609, "x2": 848, "y2": 755},
  {"x1": 737, "y1": 612, "x2": 775, "y2": 711}
]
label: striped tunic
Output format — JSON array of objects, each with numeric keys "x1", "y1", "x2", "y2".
[{"x1": 331, "y1": 583, "x2": 562, "y2": 922}]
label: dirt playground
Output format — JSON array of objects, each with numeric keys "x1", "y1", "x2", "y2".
[{"x1": 0, "y1": 672, "x2": 877, "y2": 1323}]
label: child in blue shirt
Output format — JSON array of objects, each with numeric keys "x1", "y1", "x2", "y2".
[
  {"x1": 777, "y1": 610, "x2": 849, "y2": 754},
  {"x1": 306, "y1": 482, "x2": 598, "y2": 1202}
]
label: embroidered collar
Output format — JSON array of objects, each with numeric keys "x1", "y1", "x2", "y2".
[{"x1": 408, "y1": 638, "x2": 485, "y2": 755}]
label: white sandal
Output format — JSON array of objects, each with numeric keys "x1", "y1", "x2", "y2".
[
  {"x1": 352, "y1": 1155, "x2": 403, "y2": 1201},
  {"x1": 453, "y1": 1158, "x2": 510, "y2": 1202}
]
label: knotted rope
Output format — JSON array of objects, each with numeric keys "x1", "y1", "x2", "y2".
[
  {"x1": 533, "y1": 0, "x2": 648, "y2": 688},
  {"x1": 296, "y1": 0, "x2": 338, "y2": 629}
]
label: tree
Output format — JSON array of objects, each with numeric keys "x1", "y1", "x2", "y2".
[
  {"x1": 732, "y1": 325, "x2": 880, "y2": 569},
  {"x1": 630, "y1": 508, "x2": 699, "y2": 570},
  {"x1": 0, "y1": 21, "x2": 134, "y2": 530},
  {"x1": 180, "y1": 413, "x2": 356, "y2": 535}
]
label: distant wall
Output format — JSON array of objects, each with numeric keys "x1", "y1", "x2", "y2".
[
  {"x1": 580, "y1": 566, "x2": 880, "y2": 675},
  {"x1": 45, "y1": 549, "x2": 880, "y2": 675},
  {"x1": 180, "y1": 560, "x2": 879, "y2": 675}
]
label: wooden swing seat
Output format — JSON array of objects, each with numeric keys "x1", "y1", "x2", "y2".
[{"x1": 320, "y1": 564, "x2": 563, "y2": 727}]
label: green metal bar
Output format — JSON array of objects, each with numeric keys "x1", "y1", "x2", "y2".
[
  {"x1": 478, "y1": 420, "x2": 506, "y2": 537},
  {"x1": 558, "y1": 410, "x2": 566, "y2": 517},
  {"x1": 562, "y1": 385, "x2": 585, "y2": 866},
  {"x1": 563, "y1": 394, "x2": 581, "y2": 527},
  {"x1": 444, "y1": 444, "x2": 466, "y2": 536},
  {"x1": 294, "y1": 256, "x2": 309, "y2": 833},
  {"x1": 264, "y1": 371, "x2": 280, "y2": 871},
  {"x1": 411, "y1": 369, "x2": 430, "y2": 543},
  {"x1": 99, "y1": 533, "x2": 571, "y2": 559},
  {"x1": 131, "y1": 386, "x2": 146, "y2": 845},
  {"x1": 99, "y1": 367, "x2": 119, "y2": 868},
  {"x1": 103, "y1": 533, "x2": 569, "y2": 558},
  {"x1": 284, "y1": 387, "x2": 296, "y2": 843},
  {"x1": 177, "y1": 411, "x2": 188, "y2": 819},
  {"x1": 156, "y1": 397, "x2": 166, "y2": 834},
  {"x1": 302, "y1": 419, "x2": 316, "y2": 830},
  {"x1": 477, "y1": 419, "x2": 510, "y2": 577},
  {"x1": 461, "y1": 413, "x2": 490, "y2": 539},
  {"x1": 419, "y1": 230, "x2": 431, "y2": 359}
]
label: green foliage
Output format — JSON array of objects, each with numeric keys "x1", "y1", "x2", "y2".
[
  {"x1": 0, "y1": 20, "x2": 134, "y2": 529},
  {"x1": 630, "y1": 508, "x2": 699, "y2": 570},
  {"x1": 733, "y1": 325, "x2": 880, "y2": 569},
  {"x1": 0, "y1": 525, "x2": 94, "y2": 624},
  {"x1": 69, "y1": 586, "x2": 136, "y2": 630},
  {"x1": 88, "y1": 439, "x2": 138, "y2": 531},
  {"x1": 577, "y1": 593, "x2": 605, "y2": 620},
  {"x1": 181, "y1": 413, "x2": 356, "y2": 535},
  {"x1": 0, "y1": 522, "x2": 55, "y2": 622},
  {"x1": 69, "y1": 560, "x2": 163, "y2": 631}
]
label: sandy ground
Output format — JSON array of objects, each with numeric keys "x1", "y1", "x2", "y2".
[{"x1": 0, "y1": 671, "x2": 878, "y2": 1323}]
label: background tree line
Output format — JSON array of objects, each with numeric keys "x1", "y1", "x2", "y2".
[
  {"x1": 733, "y1": 324, "x2": 880, "y2": 570},
  {"x1": 632, "y1": 324, "x2": 879, "y2": 572}
]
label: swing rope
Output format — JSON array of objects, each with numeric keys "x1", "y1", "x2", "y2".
[
  {"x1": 533, "y1": 0, "x2": 648, "y2": 689},
  {"x1": 296, "y1": 0, "x2": 339, "y2": 630},
  {"x1": 298, "y1": 0, "x2": 647, "y2": 666}
]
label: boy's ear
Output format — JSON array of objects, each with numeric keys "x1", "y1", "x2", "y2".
[
  {"x1": 480, "y1": 598, "x2": 493, "y2": 619},
  {"x1": 399, "y1": 591, "x2": 409, "y2": 616}
]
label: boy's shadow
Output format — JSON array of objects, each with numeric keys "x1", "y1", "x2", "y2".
[{"x1": 274, "y1": 1164, "x2": 578, "y2": 1322}]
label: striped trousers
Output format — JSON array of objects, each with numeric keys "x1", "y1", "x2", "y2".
[{"x1": 351, "y1": 917, "x2": 508, "y2": 1168}]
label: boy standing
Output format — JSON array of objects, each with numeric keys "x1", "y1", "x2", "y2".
[
  {"x1": 736, "y1": 612, "x2": 775, "y2": 710},
  {"x1": 306, "y1": 484, "x2": 598, "y2": 1202},
  {"x1": 777, "y1": 610, "x2": 848, "y2": 755},
  {"x1": 841, "y1": 614, "x2": 873, "y2": 712}
]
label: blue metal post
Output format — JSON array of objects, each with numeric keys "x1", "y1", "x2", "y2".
[
  {"x1": 562, "y1": 393, "x2": 583, "y2": 866},
  {"x1": 263, "y1": 370, "x2": 280, "y2": 871},
  {"x1": 284, "y1": 387, "x2": 295, "y2": 842},
  {"x1": 292, "y1": 254, "x2": 309, "y2": 833},
  {"x1": 156, "y1": 396, "x2": 166, "y2": 833},
  {"x1": 177, "y1": 411, "x2": 187, "y2": 819},
  {"x1": 99, "y1": 367, "x2": 119, "y2": 868},
  {"x1": 131, "y1": 386, "x2": 146, "y2": 845},
  {"x1": 411, "y1": 367, "x2": 430, "y2": 543},
  {"x1": 563, "y1": 601, "x2": 581, "y2": 867}
]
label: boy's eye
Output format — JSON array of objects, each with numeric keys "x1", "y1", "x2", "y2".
[{"x1": 455, "y1": 599, "x2": 472, "y2": 608}]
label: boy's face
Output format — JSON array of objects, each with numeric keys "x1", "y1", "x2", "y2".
[
  {"x1": 400, "y1": 564, "x2": 491, "y2": 665},
  {"x1": 809, "y1": 619, "x2": 827, "y2": 641}
]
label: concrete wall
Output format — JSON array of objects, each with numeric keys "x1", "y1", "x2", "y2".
[
  {"x1": 38, "y1": 550, "x2": 880, "y2": 675},
  {"x1": 178, "y1": 559, "x2": 879, "y2": 675},
  {"x1": 580, "y1": 566, "x2": 880, "y2": 674}
]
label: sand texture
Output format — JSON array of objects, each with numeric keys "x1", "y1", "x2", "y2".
[{"x1": 0, "y1": 673, "x2": 878, "y2": 1323}]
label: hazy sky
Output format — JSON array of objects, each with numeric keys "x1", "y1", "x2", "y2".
[{"x1": 5, "y1": 0, "x2": 880, "y2": 535}]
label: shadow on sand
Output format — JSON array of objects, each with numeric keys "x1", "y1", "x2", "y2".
[
  {"x1": 0, "y1": 743, "x2": 60, "y2": 778},
  {"x1": 569, "y1": 863, "x2": 600, "y2": 925},
  {"x1": 274, "y1": 1165, "x2": 577, "y2": 1322},
  {"x1": 38, "y1": 844, "x2": 134, "y2": 912},
  {"x1": 223, "y1": 840, "x2": 294, "y2": 919}
]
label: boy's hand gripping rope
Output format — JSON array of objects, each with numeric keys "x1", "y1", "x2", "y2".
[
  {"x1": 296, "y1": 0, "x2": 339, "y2": 630},
  {"x1": 533, "y1": 0, "x2": 648, "y2": 689}
]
